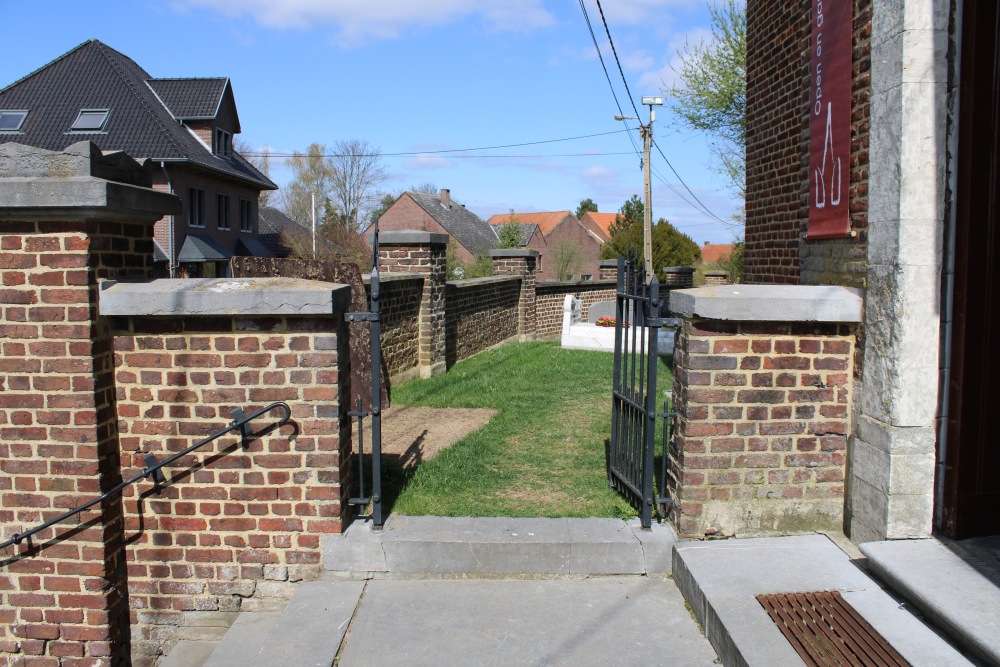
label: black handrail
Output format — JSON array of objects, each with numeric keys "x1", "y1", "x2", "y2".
[{"x1": 1, "y1": 401, "x2": 292, "y2": 552}]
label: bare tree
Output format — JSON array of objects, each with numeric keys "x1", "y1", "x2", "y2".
[
  {"x1": 234, "y1": 136, "x2": 273, "y2": 207},
  {"x1": 552, "y1": 240, "x2": 585, "y2": 281},
  {"x1": 328, "y1": 139, "x2": 388, "y2": 232}
]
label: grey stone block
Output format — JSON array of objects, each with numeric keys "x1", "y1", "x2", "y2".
[
  {"x1": 674, "y1": 534, "x2": 973, "y2": 667},
  {"x1": 670, "y1": 284, "x2": 863, "y2": 323},
  {"x1": 160, "y1": 640, "x2": 218, "y2": 667},
  {"x1": 202, "y1": 612, "x2": 281, "y2": 667},
  {"x1": 861, "y1": 538, "x2": 1000, "y2": 666},
  {"x1": 337, "y1": 578, "x2": 717, "y2": 666},
  {"x1": 99, "y1": 278, "x2": 352, "y2": 317},
  {"x1": 372, "y1": 230, "x2": 449, "y2": 246},
  {"x1": 253, "y1": 581, "x2": 365, "y2": 667}
]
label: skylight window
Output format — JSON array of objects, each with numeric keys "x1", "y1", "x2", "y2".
[
  {"x1": 0, "y1": 110, "x2": 28, "y2": 132},
  {"x1": 71, "y1": 109, "x2": 110, "y2": 132}
]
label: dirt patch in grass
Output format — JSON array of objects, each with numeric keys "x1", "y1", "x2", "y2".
[{"x1": 355, "y1": 404, "x2": 498, "y2": 470}]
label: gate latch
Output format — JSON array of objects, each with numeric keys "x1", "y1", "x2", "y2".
[{"x1": 646, "y1": 317, "x2": 682, "y2": 329}]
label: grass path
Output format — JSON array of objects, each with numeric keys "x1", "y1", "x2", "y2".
[{"x1": 383, "y1": 342, "x2": 671, "y2": 518}]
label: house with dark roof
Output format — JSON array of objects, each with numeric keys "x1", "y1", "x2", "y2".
[
  {"x1": 377, "y1": 189, "x2": 498, "y2": 263},
  {"x1": 0, "y1": 39, "x2": 277, "y2": 277},
  {"x1": 258, "y1": 206, "x2": 342, "y2": 258},
  {"x1": 487, "y1": 210, "x2": 605, "y2": 281}
]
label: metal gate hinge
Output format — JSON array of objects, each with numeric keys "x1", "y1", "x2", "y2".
[
  {"x1": 646, "y1": 317, "x2": 681, "y2": 328},
  {"x1": 345, "y1": 312, "x2": 380, "y2": 323}
]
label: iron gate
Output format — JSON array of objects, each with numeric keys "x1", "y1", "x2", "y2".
[
  {"x1": 609, "y1": 256, "x2": 677, "y2": 529},
  {"x1": 345, "y1": 222, "x2": 385, "y2": 527}
]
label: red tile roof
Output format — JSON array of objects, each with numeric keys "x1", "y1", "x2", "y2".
[
  {"x1": 486, "y1": 211, "x2": 575, "y2": 236},
  {"x1": 701, "y1": 243, "x2": 736, "y2": 263},
  {"x1": 580, "y1": 212, "x2": 617, "y2": 242}
]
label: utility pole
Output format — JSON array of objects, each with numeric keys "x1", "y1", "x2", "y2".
[
  {"x1": 641, "y1": 122, "x2": 653, "y2": 280},
  {"x1": 617, "y1": 96, "x2": 663, "y2": 282}
]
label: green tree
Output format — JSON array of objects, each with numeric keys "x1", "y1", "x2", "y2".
[
  {"x1": 600, "y1": 196, "x2": 701, "y2": 280},
  {"x1": 575, "y1": 198, "x2": 598, "y2": 219},
  {"x1": 497, "y1": 209, "x2": 523, "y2": 249},
  {"x1": 666, "y1": 0, "x2": 746, "y2": 198}
]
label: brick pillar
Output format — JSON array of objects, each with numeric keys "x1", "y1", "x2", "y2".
[
  {"x1": 667, "y1": 284, "x2": 862, "y2": 539},
  {"x1": 490, "y1": 249, "x2": 539, "y2": 341},
  {"x1": 376, "y1": 231, "x2": 448, "y2": 378},
  {"x1": 598, "y1": 259, "x2": 619, "y2": 282},
  {"x1": 663, "y1": 266, "x2": 696, "y2": 288},
  {"x1": 0, "y1": 142, "x2": 179, "y2": 665},
  {"x1": 704, "y1": 270, "x2": 730, "y2": 286}
]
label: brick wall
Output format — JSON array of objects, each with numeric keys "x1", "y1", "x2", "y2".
[
  {"x1": 378, "y1": 233, "x2": 448, "y2": 378},
  {"x1": 445, "y1": 277, "x2": 521, "y2": 366},
  {"x1": 368, "y1": 275, "x2": 422, "y2": 384},
  {"x1": 0, "y1": 219, "x2": 155, "y2": 665},
  {"x1": 745, "y1": 0, "x2": 872, "y2": 287},
  {"x1": 491, "y1": 251, "x2": 538, "y2": 339},
  {"x1": 535, "y1": 282, "x2": 616, "y2": 338},
  {"x1": 669, "y1": 319, "x2": 855, "y2": 538},
  {"x1": 110, "y1": 314, "x2": 351, "y2": 663}
]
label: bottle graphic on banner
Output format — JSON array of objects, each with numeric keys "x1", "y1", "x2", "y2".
[{"x1": 814, "y1": 102, "x2": 842, "y2": 209}]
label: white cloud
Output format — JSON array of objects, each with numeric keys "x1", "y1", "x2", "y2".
[
  {"x1": 591, "y1": 0, "x2": 700, "y2": 26},
  {"x1": 636, "y1": 27, "x2": 713, "y2": 92},
  {"x1": 173, "y1": 0, "x2": 554, "y2": 46},
  {"x1": 402, "y1": 153, "x2": 455, "y2": 170}
]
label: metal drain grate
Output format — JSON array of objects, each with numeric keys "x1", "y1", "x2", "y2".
[{"x1": 757, "y1": 591, "x2": 910, "y2": 667}]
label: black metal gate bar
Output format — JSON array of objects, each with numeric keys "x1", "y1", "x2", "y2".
[
  {"x1": 609, "y1": 256, "x2": 661, "y2": 529},
  {"x1": 345, "y1": 221, "x2": 385, "y2": 528}
]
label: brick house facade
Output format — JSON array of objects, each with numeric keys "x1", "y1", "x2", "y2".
[
  {"x1": 743, "y1": 0, "x2": 1000, "y2": 540},
  {"x1": 377, "y1": 190, "x2": 497, "y2": 265},
  {"x1": 486, "y1": 211, "x2": 605, "y2": 281},
  {"x1": 0, "y1": 39, "x2": 277, "y2": 279}
]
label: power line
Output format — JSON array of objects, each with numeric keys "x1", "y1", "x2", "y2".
[
  {"x1": 595, "y1": 0, "x2": 640, "y2": 119},
  {"x1": 245, "y1": 151, "x2": 636, "y2": 159},
  {"x1": 575, "y1": 0, "x2": 643, "y2": 161},
  {"x1": 243, "y1": 128, "x2": 633, "y2": 158},
  {"x1": 651, "y1": 138, "x2": 733, "y2": 226}
]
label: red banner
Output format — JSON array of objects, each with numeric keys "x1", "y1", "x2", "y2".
[{"x1": 807, "y1": 0, "x2": 853, "y2": 239}]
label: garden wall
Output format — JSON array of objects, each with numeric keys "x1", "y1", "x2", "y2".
[
  {"x1": 445, "y1": 277, "x2": 521, "y2": 366},
  {"x1": 535, "y1": 281, "x2": 616, "y2": 338}
]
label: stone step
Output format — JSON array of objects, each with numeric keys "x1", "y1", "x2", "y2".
[
  {"x1": 673, "y1": 534, "x2": 974, "y2": 667},
  {"x1": 322, "y1": 515, "x2": 676, "y2": 576},
  {"x1": 202, "y1": 611, "x2": 281, "y2": 667},
  {"x1": 860, "y1": 538, "x2": 1000, "y2": 667},
  {"x1": 198, "y1": 581, "x2": 365, "y2": 667},
  {"x1": 159, "y1": 640, "x2": 218, "y2": 667}
]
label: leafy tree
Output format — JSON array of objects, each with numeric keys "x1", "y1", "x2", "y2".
[
  {"x1": 600, "y1": 196, "x2": 701, "y2": 280},
  {"x1": 575, "y1": 198, "x2": 598, "y2": 219},
  {"x1": 445, "y1": 239, "x2": 493, "y2": 280},
  {"x1": 666, "y1": 0, "x2": 746, "y2": 197},
  {"x1": 497, "y1": 209, "x2": 523, "y2": 249}
]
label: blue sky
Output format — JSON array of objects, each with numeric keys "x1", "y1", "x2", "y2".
[{"x1": 0, "y1": 0, "x2": 742, "y2": 243}]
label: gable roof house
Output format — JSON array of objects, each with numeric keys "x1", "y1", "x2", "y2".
[
  {"x1": 0, "y1": 39, "x2": 277, "y2": 277},
  {"x1": 377, "y1": 189, "x2": 498, "y2": 263},
  {"x1": 579, "y1": 211, "x2": 616, "y2": 243},
  {"x1": 487, "y1": 210, "x2": 605, "y2": 281}
]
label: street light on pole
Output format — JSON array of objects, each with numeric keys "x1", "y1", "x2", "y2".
[{"x1": 616, "y1": 95, "x2": 663, "y2": 282}]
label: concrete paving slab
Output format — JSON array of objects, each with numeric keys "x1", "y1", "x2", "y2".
[
  {"x1": 336, "y1": 577, "x2": 718, "y2": 666},
  {"x1": 674, "y1": 534, "x2": 973, "y2": 667},
  {"x1": 253, "y1": 580, "x2": 365, "y2": 667},
  {"x1": 160, "y1": 640, "x2": 217, "y2": 667},
  {"x1": 861, "y1": 538, "x2": 1000, "y2": 666},
  {"x1": 323, "y1": 516, "x2": 674, "y2": 575},
  {"x1": 202, "y1": 612, "x2": 280, "y2": 667}
]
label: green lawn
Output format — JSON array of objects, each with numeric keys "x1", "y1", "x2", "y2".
[{"x1": 382, "y1": 342, "x2": 672, "y2": 518}]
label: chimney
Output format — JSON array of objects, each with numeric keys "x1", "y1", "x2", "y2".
[{"x1": 440, "y1": 189, "x2": 451, "y2": 208}]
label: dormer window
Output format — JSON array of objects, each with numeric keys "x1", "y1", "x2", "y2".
[
  {"x1": 214, "y1": 129, "x2": 231, "y2": 157},
  {"x1": 0, "y1": 110, "x2": 28, "y2": 132},
  {"x1": 71, "y1": 109, "x2": 110, "y2": 132}
]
